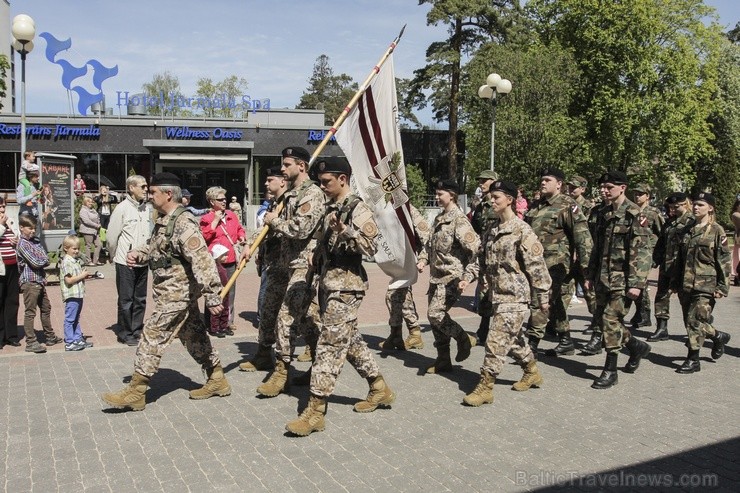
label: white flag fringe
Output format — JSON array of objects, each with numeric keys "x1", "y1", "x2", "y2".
[{"x1": 335, "y1": 55, "x2": 418, "y2": 289}]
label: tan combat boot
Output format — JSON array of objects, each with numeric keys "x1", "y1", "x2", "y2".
[
  {"x1": 463, "y1": 371, "x2": 494, "y2": 406},
  {"x1": 189, "y1": 365, "x2": 232, "y2": 400},
  {"x1": 404, "y1": 327, "x2": 424, "y2": 349},
  {"x1": 512, "y1": 360, "x2": 544, "y2": 391},
  {"x1": 285, "y1": 395, "x2": 326, "y2": 436},
  {"x1": 379, "y1": 326, "x2": 405, "y2": 350},
  {"x1": 257, "y1": 360, "x2": 289, "y2": 397},
  {"x1": 101, "y1": 373, "x2": 149, "y2": 411},
  {"x1": 239, "y1": 345, "x2": 275, "y2": 372},
  {"x1": 426, "y1": 345, "x2": 453, "y2": 374},
  {"x1": 296, "y1": 345, "x2": 313, "y2": 362},
  {"x1": 353, "y1": 375, "x2": 396, "y2": 413}
]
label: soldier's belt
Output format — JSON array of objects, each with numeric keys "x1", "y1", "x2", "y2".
[
  {"x1": 149, "y1": 256, "x2": 183, "y2": 271},
  {"x1": 326, "y1": 253, "x2": 363, "y2": 269}
]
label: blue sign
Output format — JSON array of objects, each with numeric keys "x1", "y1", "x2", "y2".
[
  {"x1": 0, "y1": 124, "x2": 100, "y2": 140},
  {"x1": 117, "y1": 91, "x2": 270, "y2": 114},
  {"x1": 307, "y1": 130, "x2": 337, "y2": 144},
  {"x1": 164, "y1": 126, "x2": 243, "y2": 140}
]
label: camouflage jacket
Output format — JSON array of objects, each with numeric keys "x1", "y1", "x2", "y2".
[
  {"x1": 654, "y1": 210, "x2": 694, "y2": 278},
  {"x1": 480, "y1": 217, "x2": 552, "y2": 307},
  {"x1": 639, "y1": 204, "x2": 665, "y2": 252},
  {"x1": 410, "y1": 204, "x2": 431, "y2": 254},
  {"x1": 575, "y1": 194, "x2": 595, "y2": 219},
  {"x1": 419, "y1": 206, "x2": 480, "y2": 285},
  {"x1": 470, "y1": 196, "x2": 495, "y2": 237},
  {"x1": 135, "y1": 207, "x2": 222, "y2": 312},
  {"x1": 524, "y1": 193, "x2": 592, "y2": 281},
  {"x1": 268, "y1": 178, "x2": 326, "y2": 269},
  {"x1": 316, "y1": 195, "x2": 377, "y2": 292},
  {"x1": 680, "y1": 222, "x2": 731, "y2": 296},
  {"x1": 587, "y1": 198, "x2": 651, "y2": 291}
]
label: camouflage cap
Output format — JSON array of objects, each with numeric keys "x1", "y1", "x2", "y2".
[
  {"x1": 692, "y1": 191, "x2": 716, "y2": 206},
  {"x1": 567, "y1": 175, "x2": 588, "y2": 188},
  {"x1": 477, "y1": 170, "x2": 498, "y2": 180},
  {"x1": 598, "y1": 170, "x2": 628, "y2": 185},
  {"x1": 632, "y1": 183, "x2": 651, "y2": 195},
  {"x1": 436, "y1": 179, "x2": 459, "y2": 194}
]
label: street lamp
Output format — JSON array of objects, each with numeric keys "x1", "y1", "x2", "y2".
[
  {"x1": 478, "y1": 73, "x2": 512, "y2": 172},
  {"x1": 12, "y1": 14, "x2": 36, "y2": 160}
]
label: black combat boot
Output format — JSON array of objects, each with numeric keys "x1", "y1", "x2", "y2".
[
  {"x1": 580, "y1": 332, "x2": 603, "y2": 355},
  {"x1": 591, "y1": 352, "x2": 618, "y2": 389},
  {"x1": 623, "y1": 337, "x2": 651, "y2": 373},
  {"x1": 647, "y1": 319, "x2": 668, "y2": 342},
  {"x1": 676, "y1": 349, "x2": 701, "y2": 374},
  {"x1": 710, "y1": 331, "x2": 731, "y2": 360},
  {"x1": 637, "y1": 304, "x2": 652, "y2": 328},
  {"x1": 545, "y1": 332, "x2": 575, "y2": 356}
]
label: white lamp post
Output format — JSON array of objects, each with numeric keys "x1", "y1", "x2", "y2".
[
  {"x1": 12, "y1": 14, "x2": 36, "y2": 160},
  {"x1": 478, "y1": 73, "x2": 512, "y2": 172}
]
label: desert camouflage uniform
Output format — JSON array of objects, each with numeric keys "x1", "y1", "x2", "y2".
[
  {"x1": 385, "y1": 205, "x2": 430, "y2": 330},
  {"x1": 573, "y1": 194, "x2": 597, "y2": 312},
  {"x1": 525, "y1": 193, "x2": 592, "y2": 337},
  {"x1": 628, "y1": 204, "x2": 665, "y2": 321},
  {"x1": 677, "y1": 222, "x2": 731, "y2": 349},
  {"x1": 269, "y1": 179, "x2": 326, "y2": 362},
  {"x1": 132, "y1": 207, "x2": 223, "y2": 377},
  {"x1": 653, "y1": 210, "x2": 695, "y2": 321},
  {"x1": 310, "y1": 196, "x2": 380, "y2": 397},
  {"x1": 479, "y1": 217, "x2": 551, "y2": 375},
  {"x1": 587, "y1": 199, "x2": 652, "y2": 352},
  {"x1": 471, "y1": 196, "x2": 496, "y2": 317},
  {"x1": 418, "y1": 206, "x2": 479, "y2": 347}
]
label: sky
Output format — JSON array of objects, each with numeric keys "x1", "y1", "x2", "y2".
[{"x1": 8, "y1": 0, "x2": 740, "y2": 125}]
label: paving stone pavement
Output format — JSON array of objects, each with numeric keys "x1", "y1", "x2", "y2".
[{"x1": 0, "y1": 262, "x2": 738, "y2": 492}]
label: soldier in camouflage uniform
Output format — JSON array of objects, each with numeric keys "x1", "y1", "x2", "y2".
[
  {"x1": 253, "y1": 147, "x2": 326, "y2": 397},
  {"x1": 650, "y1": 192, "x2": 694, "y2": 342},
  {"x1": 417, "y1": 179, "x2": 480, "y2": 375},
  {"x1": 102, "y1": 173, "x2": 230, "y2": 412},
  {"x1": 674, "y1": 192, "x2": 732, "y2": 373},
  {"x1": 238, "y1": 167, "x2": 289, "y2": 372},
  {"x1": 524, "y1": 168, "x2": 592, "y2": 357},
  {"x1": 380, "y1": 203, "x2": 431, "y2": 351},
  {"x1": 286, "y1": 157, "x2": 394, "y2": 437},
  {"x1": 568, "y1": 175, "x2": 596, "y2": 314},
  {"x1": 470, "y1": 169, "x2": 497, "y2": 345},
  {"x1": 627, "y1": 183, "x2": 665, "y2": 330},
  {"x1": 463, "y1": 181, "x2": 552, "y2": 407},
  {"x1": 584, "y1": 171, "x2": 652, "y2": 389}
]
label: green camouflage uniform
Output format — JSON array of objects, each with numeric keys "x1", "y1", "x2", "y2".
[
  {"x1": 479, "y1": 217, "x2": 551, "y2": 376},
  {"x1": 587, "y1": 199, "x2": 652, "y2": 352},
  {"x1": 133, "y1": 208, "x2": 224, "y2": 377},
  {"x1": 525, "y1": 193, "x2": 592, "y2": 337},
  {"x1": 653, "y1": 210, "x2": 695, "y2": 321},
  {"x1": 627, "y1": 204, "x2": 665, "y2": 321}
]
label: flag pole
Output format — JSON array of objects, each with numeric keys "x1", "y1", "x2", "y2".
[{"x1": 219, "y1": 25, "x2": 406, "y2": 299}]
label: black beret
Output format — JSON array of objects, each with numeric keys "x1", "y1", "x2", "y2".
[
  {"x1": 315, "y1": 156, "x2": 352, "y2": 176},
  {"x1": 435, "y1": 179, "x2": 459, "y2": 194},
  {"x1": 150, "y1": 172, "x2": 181, "y2": 187},
  {"x1": 490, "y1": 180, "x2": 518, "y2": 198},
  {"x1": 540, "y1": 167, "x2": 566, "y2": 181},
  {"x1": 665, "y1": 192, "x2": 687, "y2": 205},
  {"x1": 265, "y1": 167, "x2": 284, "y2": 177},
  {"x1": 692, "y1": 191, "x2": 716, "y2": 206},
  {"x1": 281, "y1": 146, "x2": 311, "y2": 163},
  {"x1": 598, "y1": 170, "x2": 629, "y2": 185}
]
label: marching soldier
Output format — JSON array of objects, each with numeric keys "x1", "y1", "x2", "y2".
[
  {"x1": 568, "y1": 175, "x2": 597, "y2": 314},
  {"x1": 470, "y1": 169, "x2": 497, "y2": 344},
  {"x1": 584, "y1": 171, "x2": 652, "y2": 389},
  {"x1": 286, "y1": 157, "x2": 394, "y2": 436},
  {"x1": 101, "y1": 173, "x2": 230, "y2": 412}
]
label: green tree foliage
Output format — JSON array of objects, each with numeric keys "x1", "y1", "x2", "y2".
[
  {"x1": 142, "y1": 71, "x2": 183, "y2": 117},
  {"x1": 297, "y1": 55, "x2": 358, "y2": 125},
  {"x1": 195, "y1": 75, "x2": 248, "y2": 118},
  {"x1": 396, "y1": 78, "x2": 422, "y2": 129},
  {"x1": 404, "y1": 162, "x2": 428, "y2": 210},
  {"x1": 0, "y1": 54, "x2": 8, "y2": 110}
]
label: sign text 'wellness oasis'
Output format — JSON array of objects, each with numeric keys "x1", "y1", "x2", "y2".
[{"x1": 116, "y1": 91, "x2": 270, "y2": 113}]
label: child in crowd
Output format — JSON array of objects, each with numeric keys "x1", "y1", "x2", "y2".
[
  {"x1": 18, "y1": 150, "x2": 39, "y2": 182},
  {"x1": 208, "y1": 244, "x2": 230, "y2": 338},
  {"x1": 16, "y1": 214, "x2": 62, "y2": 353},
  {"x1": 73, "y1": 173, "x2": 86, "y2": 196},
  {"x1": 59, "y1": 235, "x2": 94, "y2": 351}
]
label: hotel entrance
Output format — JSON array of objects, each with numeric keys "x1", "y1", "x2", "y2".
[{"x1": 161, "y1": 166, "x2": 246, "y2": 209}]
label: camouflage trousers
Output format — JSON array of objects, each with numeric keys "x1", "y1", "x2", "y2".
[
  {"x1": 310, "y1": 290, "x2": 379, "y2": 398},
  {"x1": 572, "y1": 263, "x2": 596, "y2": 314},
  {"x1": 592, "y1": 285, "x2": 633, "y2": 353},
  {"x1": 427, "y1": 281, "x2": 465, "y2": 345},
  {"x1": 678, "y1": 291, "x2": 717, "y2": 350},
  {"x1": 482, "y1": 303, "x2": 534, "y2": 376},
  {"x1": 256, "y1": 266, "x2": 290, "y2": 347},
  {"x1": 528, "y1": 277, "x2": 575, "y2": 338},
  {"x1": 134, "y1": 303, "x2": 220, "y2": 378},
  {"x1": 275, "y1": 266, "x2": 320, "y2": 364},
  {"x1": 653, "y1": 271, "x2": 674, "y2": 320},
  {"x1": 385, "y1": 286, "x2": 420, "y2": 330},
  {"x1": 626, "y1": 284, "x2": 651, "y2": 320}
]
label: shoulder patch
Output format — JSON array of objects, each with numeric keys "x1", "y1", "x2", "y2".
[
  {"x1": 186, "y1": 235, "x2": 202, "y2": 251},
  {"x1": 463, "y1": 231, "x2": 476, "y2": 244},
  {"x1": 361, "y1": 221, "x2": 378, "y2": 237},
  {"x1": 721, "y1": 235, "x2": 728, "y2": 246},
  {"x1": 299, "y1": 201, "x2": 312, "y2": 214},
  {"x1": 522, "y1": 232, "x2": 544, "y2": 256},
  {"x1": 638, "y1": 215, "x2": 648, "y2": 227},
  {"x1": 572, "y1": 204, "x2": 580, "y2": 215}
]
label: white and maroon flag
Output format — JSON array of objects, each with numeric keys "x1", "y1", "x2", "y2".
[{"x1": 335, "y1": 54, "x2": 418, "y2": 289}]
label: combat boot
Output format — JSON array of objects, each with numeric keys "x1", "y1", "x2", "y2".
[
  {"x1": 711, "y1": 331, "x2": 731, "y2": 360},
  {"x1": 404, "y1": 327, "x2": 424, "y2": 349},
  {"x1": 354, "y1": 375, "x2": 396, "y2": 412},
  {"x1": 454, "y1": 332, "x2": 476, "y2": 362},
  {"x1": 285, "y1": 395, "x2": 326, "y2": 436},
  {"x1": 463, "y1": 371, "x2": 494, "y2": 406},
  {"x1": 257, "y1": 360, "x2": 289, "y2": 397},
  {"x1": 296, "y1": 345, "x2": 313, "y2": 362},
  {"x1": 624, "y1": 337, "x2": 651, "y2": 373},
  {"x1": 512, "y1": 360, "x2": 544, "y2": 391},
  {"x1": 426, "y1": 344, "x2": 452, "y2": 374},
  {"x1": 676, "y1": 349, "x2": 701, "y2": 373},
  {"x1": 647, "y1": 319, "x2": 669, "y2": 342},
  {"x1": 379, "y1": 326, "x2": 405, "y2": 350},
  {"x1": 637, "y1": 305, "x2": 652, "y2": 328},
  {"x1": 580, "y1": 332, "x2": 603, "y2": 355},
  {"x1": 238, "y1": 344, "x2": 275, "y2": 372},
  {"x1": 101, "y1": 373, "x2": 149, "y2": 411},
  {"x1": 591, "y1": 352, "x2": 618, "y2": 389},
  {"x1": 189, "y1": 364, "x2": 231, "y2": 400},
  {"x1": 545, "y1": 332, "x2": 575, "y2": 356}
]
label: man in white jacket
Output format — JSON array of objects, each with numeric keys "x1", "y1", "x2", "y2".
[{"x1": 107, "y1": 175, "x2": 152, "y2": 346}]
